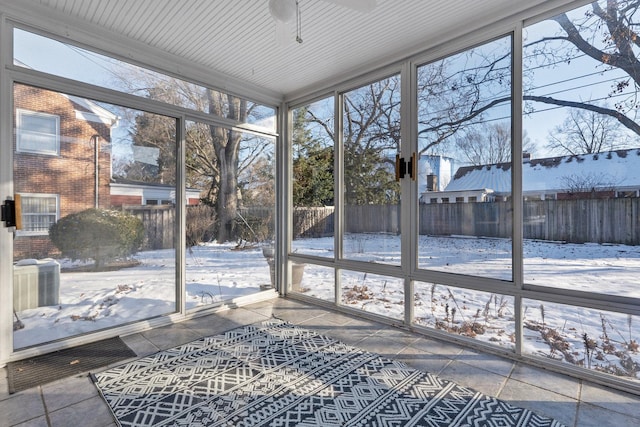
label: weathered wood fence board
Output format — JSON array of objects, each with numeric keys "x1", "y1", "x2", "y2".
[
  {"x1": 345, "y1": 205, "x2": 400, "y2": 234},
  {"x1": 523, "y1": 199, "x2": 640, "y2": 244},
  {"x1": 123, "y1": 198, "x2": 640, "y2": 248},
  {"x1": 292, "y1": 199, "x2": 640, "y2": 245},
  {"x1": 123, "y1": 205, "x2": 175, "y2": 250},
  {"x1": 293, "y1": 207, "x2": 334, "y2": 237}
]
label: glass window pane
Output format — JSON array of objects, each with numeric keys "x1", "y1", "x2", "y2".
[
  {"x1": 17, "y1": 109, "x2": 59, "y2": 154},
  {"x1": 414, "y1": 281, "x2": 515, "y2": 350},
  {"x1": 523, "y1": 299, "x2": 640, "y2": 383},
  {"x1": 416, "y1": 35, "x2": 513, "y2": 281},
  {"x1": 289, "y1": 263, "x2": 334, "y2": 302},
  {"x1": 19, "y1": 195, "x2": 58, "y2": 233},
  {"x1": 13, "y1": 28, "x2": 275, "y2": 132},
  {"x1": 13, "y1": 83, "x2": 178, "y2": 349},
  {"x1": 343, "y1": 75, "x2": 402, "y2": 265},
  {"x1": 340, "y1": 270, "x2": 404, "y2": 320},
  {"x1": 292, "y1": 97, "x2": 335, "y2": 257},
  {"x1": 185, "y1": 121, "x2": 275, "y2": 310},
  {"x1": 23, "y1": 113, "x2": 57, "y2": 133},
  {"x1": 523, "y1": 2, "x2": 640, "y2": 297}
]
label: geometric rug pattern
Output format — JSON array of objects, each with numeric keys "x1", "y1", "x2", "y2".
[{"x1": 92, "y1": 319, "x2": 565, "y2": 427}]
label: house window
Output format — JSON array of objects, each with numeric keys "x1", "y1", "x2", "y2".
[
  {"x1": 617, "y1": 191, "x2": 637, "y2": 198},
  {"x1": 19, "y1": 194, "x2": 58, "y2": 235},
  {"x1": 430, "y1": 198, "x2": 438, "y2": 204},
  {"x1": 145, "y1": 199, "x2": 158, "y2": 205},
  {"x1": 468, "y1": 196, "x2": 477, "y2": 202},
  {"x1": 455, "y1": 197, "x2": 465, "y2": 203},
  {"x1": 16, "y1": 109, "x2": 60, "y2": 155}
]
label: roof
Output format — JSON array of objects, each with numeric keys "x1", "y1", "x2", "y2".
[{"x1": 445, "y1": 149, "x2": 640, "y2": 193}]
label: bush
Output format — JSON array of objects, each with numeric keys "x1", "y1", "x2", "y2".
[{"x1": 49, "y1": 208, "x2": 144, "y2": 268}]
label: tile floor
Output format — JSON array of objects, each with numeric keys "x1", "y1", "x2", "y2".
[{"x1": 1, "y1": 297, "x2": 640, "y2": 427}]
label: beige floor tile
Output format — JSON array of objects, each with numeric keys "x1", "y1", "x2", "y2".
[
  {"x1": 374, "y1": 326, "x2": 421, "y2": 347},
  {"x1": 0, "y1": 387, "x2": 45, "y2": 427},
  {"x1": 407, "y1": 335, "x2": 466, "y2": 358},
  {"x1": 355, "y1": 333, "x2": 412, "y2": 357},
  {"x1": 395, "y1": 345, "x2": 453, "y2": 375},
  {"x1": 455, "y1": 348, "x2": 515, "y2": 377},
  {"x1": 212, "y1": 307, "x2": 269, "y2": 326},
  {"x1": 48, "y1": 395, "x2": 114, "y2": 427},
  {"x1": 579, "y1": 381, "x2": 640, "y2": 419},
  {"x1": 510, "y1": 363, "x2": 581, "y2": 399},
  {"x1": 140, "y1": 323, "x2": 202, "y2": 350},
  {"x1": 0, "y1": 367, "x2": 9, "y2": 402},
  {"x1": 119, "y1": 333, "x2": 159, "y2": 357},
  {"x1": 41, "y1": 373, "x2": 97, "y2": 412},
  {"x1": 439, "y1": 359, "x2": 508, "y2": 396},
  {"x1": 499, "y1": 378, "x2": 578, "y2": 426},
  {"x1": 11, "y1": 416, "x2": 49, "y2": 427},
  {"x1": 575, "y1": 401, "x2": 640, "y2": 427}
]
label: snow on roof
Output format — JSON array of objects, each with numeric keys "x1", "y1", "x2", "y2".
[{"x1": 445, "y1": 148, "x2": 640, "y2": 193}]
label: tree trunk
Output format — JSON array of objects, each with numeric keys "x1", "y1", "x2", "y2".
[
  {"x1": 215, "y1": 133, "x2": 240, "y2": 243},
  {"x1": 207, "y1": 91, "x2": 246, "y2": 243}
]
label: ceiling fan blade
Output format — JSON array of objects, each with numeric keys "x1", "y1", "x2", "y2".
[{"x1": 322, "y1": 0, "x2": 377, "y2": 13}]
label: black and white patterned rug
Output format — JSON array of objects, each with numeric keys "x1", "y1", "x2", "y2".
[{"x1": 92, "y1": 319, "x2": 564, "y2": 427}]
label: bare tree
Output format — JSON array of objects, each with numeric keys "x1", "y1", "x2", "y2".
[
  {"x1": 561, "y1": 171, "x2": 619, "y2": 194},
  {"x1": 113, "y1": 69, "x2": 270, "y2": 243},
  {"x1": 305, "y1": 77, "x2": 401, "y2": 205},
  {"x1": 547, "y1": 108, "x2": 631, "y2": 155},
  {"x1": 454, "y1": 122, "x2": 535, "y2": 165},
  {"x1": 523, "y1": 1, "x2": 640, "y2": 137}
]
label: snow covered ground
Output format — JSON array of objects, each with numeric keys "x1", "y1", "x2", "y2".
[{"x1": 12, "y1": 235, "x2": 640, "y2": 382}]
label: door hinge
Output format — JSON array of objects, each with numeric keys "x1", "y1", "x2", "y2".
[
  {"x1": 395, "y1": 153, "x2": 417, "y2": 181},
  {"x1": 1, "y1": 195, "x2": 22, "y2": 229}
]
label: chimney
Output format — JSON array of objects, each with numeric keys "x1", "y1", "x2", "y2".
[
  {"x1": 523, "y1": 152, "x2": 531, "y2": 163},
  {"x1": 427, "y1": 174, "x2": 438, "y2": 191}
]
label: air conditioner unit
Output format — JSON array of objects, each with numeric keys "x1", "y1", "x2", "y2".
[{"x1": 13, "y1": 259, "x2": 60, "y2": 311}]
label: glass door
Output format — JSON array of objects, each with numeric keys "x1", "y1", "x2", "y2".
[
  {"x1": 12, "y1": 83, "x2": 178, "y2": 349},
  {"x1": 341, "y1": 75, "x2": 403, "y2": 265},
  {"x1": 412, "y1": 35, "x2": 515, "y2": 346}
]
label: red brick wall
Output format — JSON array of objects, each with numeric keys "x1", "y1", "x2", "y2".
[{"x1": 13, "y1": 83, "x2": 114, "y2": 259}]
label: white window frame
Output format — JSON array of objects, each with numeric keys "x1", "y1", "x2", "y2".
[
  {"x1": 16, "y1": 193, "x2": 59, "y2": 236},
  {"x1": 16, "y1": 108, "x2": 60, "y2": 155}
]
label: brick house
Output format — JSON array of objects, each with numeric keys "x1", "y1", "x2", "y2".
[
  {"x1": 110, "y1": 177, "x2": 201, "y2": 207},
  {"x1": 13, "y1": 83, "x2": 118, "y2": 259}
]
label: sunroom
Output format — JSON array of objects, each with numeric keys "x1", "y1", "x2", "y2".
[{"x1": 1, "y1": 0, "x2": 640, "y2": 425}]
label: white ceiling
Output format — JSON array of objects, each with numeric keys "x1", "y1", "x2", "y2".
[{"x1": 8, "y1": 0, "x2": 568, "y2": 101}]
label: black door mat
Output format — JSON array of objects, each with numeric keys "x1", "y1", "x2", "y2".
[{"x1": 7, "y1": 336, "x2": 137, "y2": 394}]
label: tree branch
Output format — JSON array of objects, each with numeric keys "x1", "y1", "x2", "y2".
[
  {"x1": 553, "y1": 10, "x2": 640, "y2": 87},
  {"x1": 526, "y1": 94, "x2": 640, "y2": 135}
]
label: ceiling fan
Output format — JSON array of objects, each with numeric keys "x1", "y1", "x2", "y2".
[{"x1": 269, "y1": 0, "x2": 377, "y2": 44}]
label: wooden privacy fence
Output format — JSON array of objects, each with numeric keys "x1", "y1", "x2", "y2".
[
  {"x1": 419, "y1": 202, "x2": 511, "y2": 238},
  {"x1": 122, "y1": 198, "x2": 640, "y2": 249},
  {"x1": 122, "y1": 205, "x2": 175, "y2": 250},
  {"x1": 292, "y1": 198, "x2": 640, "y2": 245},
  {"x1": 523, "y1": 198, "x2": 640, "y2": 244},
  {"x1": 293, "y1": 207, "x2": 334, "y2": 237},
  {"x1": 291, "y1": 205, "x2": 399, "y2": 237}
]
